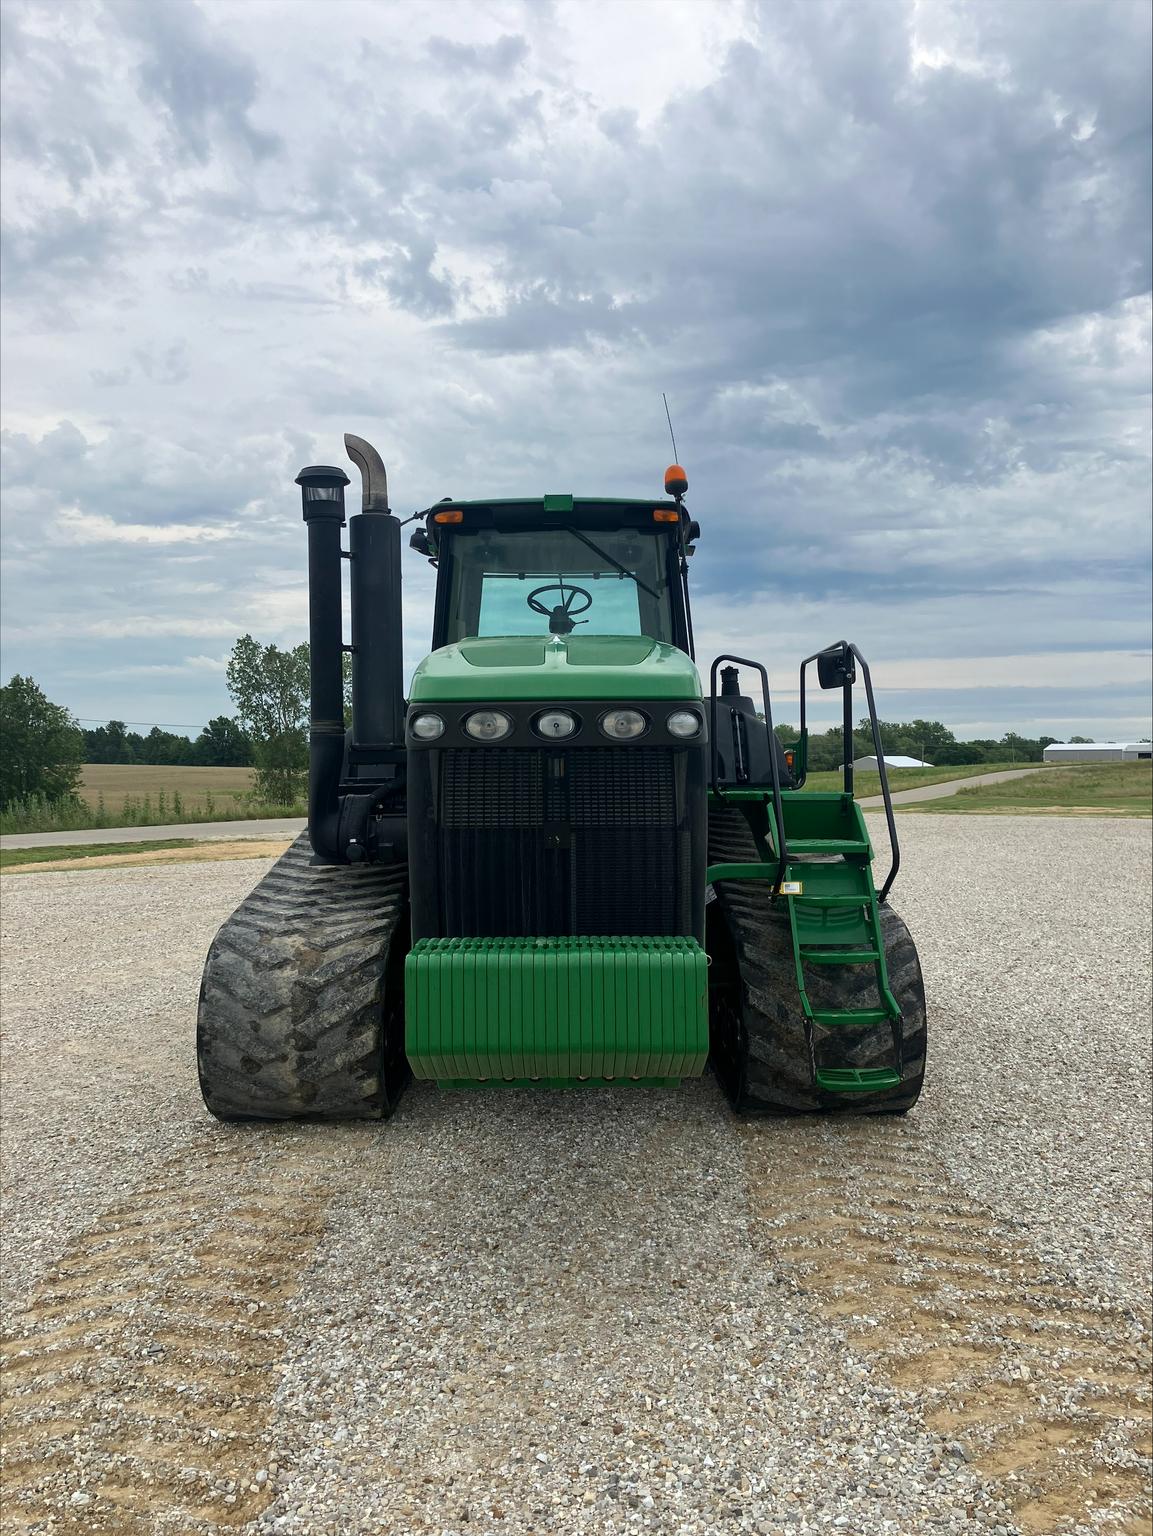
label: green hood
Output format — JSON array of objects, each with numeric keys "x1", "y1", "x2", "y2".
[{"x1": 409, "y1": 635, "x2": 703, "y2": 703}]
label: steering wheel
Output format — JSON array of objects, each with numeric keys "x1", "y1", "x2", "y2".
[{"x1": 526, "y1": 583, "x2": 593, "y2": 636}]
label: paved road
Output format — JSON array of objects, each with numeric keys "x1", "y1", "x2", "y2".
[
  {"x1": 858, "y1": 764, "x2": 1048, "y2": 807},
  {"x1": 0, "y1": 770, "x2": 1055, "y2": 849},
  {"x1": 0, "y1": 815, "x2": 307, "y2": 850}
]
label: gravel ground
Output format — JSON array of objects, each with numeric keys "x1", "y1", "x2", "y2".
[{"x1": 1, "y1": 815, "x2": 1150, "y2": 1536}]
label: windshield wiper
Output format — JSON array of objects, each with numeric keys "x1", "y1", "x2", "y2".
[{"x1": 561, "y1": 526, "x2": 662, "y2": 602}]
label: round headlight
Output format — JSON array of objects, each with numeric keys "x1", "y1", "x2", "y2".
[
  {"x1": 667, "y1": 709, "x2": 701, "y2": 739},
  {"x1": 600, "y1": 708, "x2": 647, "y2": 740},
  {"x1": 410, "y1": 712, "x2": 445, "y2": 741},
  {"x1": 535, "y1": 710, "x2": 578, "y2": 740},
  {"x1": 464, "y1": 709, "x2": 513, "y2": 742}
]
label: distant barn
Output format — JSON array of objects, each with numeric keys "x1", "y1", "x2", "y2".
[
  {"x1": 852, "y1": 754, "x2": 933, "y2": 770},
  {"x1": 1042, "y1": 742, "x2": 1151, "y2": 763}
]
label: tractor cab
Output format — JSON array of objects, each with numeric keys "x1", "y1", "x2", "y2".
[{"x1": 410, "y1": 493, "x2": 697, "y2": 654}]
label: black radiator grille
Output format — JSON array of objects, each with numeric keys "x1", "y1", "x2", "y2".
[
  {"x1": 437, "y1": 748, "x2": 685, "y2": 937},
  {"x1": 441, "y1": 749, "x2": 543, "y2": 827},
  {"x1": 569, "y1": 749, "x2": 675, "y2": 826}
]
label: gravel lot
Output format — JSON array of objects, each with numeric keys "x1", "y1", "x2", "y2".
[{"x1": 2, "y1": 815, "x2": 1150, "y2": 1536}]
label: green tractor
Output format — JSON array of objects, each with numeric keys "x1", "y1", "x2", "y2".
[{"x1": 197, "y1": 437, "x2": 926, "y2": 1119}]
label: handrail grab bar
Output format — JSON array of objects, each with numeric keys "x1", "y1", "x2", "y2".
[
  {"x1": 709, "y1": 654, "x2": 789, "y2": 900},
  {"x1": 798, "y1": 640, "x2": 900, "y2": 904}
]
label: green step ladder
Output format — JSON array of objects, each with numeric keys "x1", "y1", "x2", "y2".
[
  {"x1": 707, "y1": 807, "x2": 904, "y2": 1095},
  {"x1": 781, "y1": 853, "x2": 903, "y2": 1093}
]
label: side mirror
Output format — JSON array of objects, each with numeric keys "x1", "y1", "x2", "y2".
[
  {"x1": 817, "y1": 645, "x2": 856, "y2": 690},
  {"x1": 409, "y1": 528, "x2": 433, "y2": 557}
]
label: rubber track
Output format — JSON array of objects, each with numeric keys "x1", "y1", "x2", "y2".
[
  {"x1": 708, "y1": 805, "x2": 927, "y2": 1113},
  {"x1": 743, "y1": 1122, "x2": 1153, "y2": 1535},
  {"x1": 197, "y1": 835, "x2": 408, "y2": 1120}
]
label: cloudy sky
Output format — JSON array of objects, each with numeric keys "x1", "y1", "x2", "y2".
[{"x1": 2, "y1": 0, "x2": 1150, "y2": 740}]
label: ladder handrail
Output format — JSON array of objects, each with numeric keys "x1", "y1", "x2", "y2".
[
  {"x1": 799, "y1": 640, "x2": 900, "y2": 904},
  {"x1": 709, "y1": 654, "x2": 788, "y2": 900}
]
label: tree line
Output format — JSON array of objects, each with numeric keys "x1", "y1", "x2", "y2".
[
  {"x1": 82, "y1": 717, "x2": 253, "y2": 768},
  {"x1": 773, "y1": 717, "x2": 1069, "y2": 772}
]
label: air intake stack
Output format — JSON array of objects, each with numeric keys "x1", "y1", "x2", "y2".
[{"x1": 296, "y1": 463, "x2": 350, "y2": 864}]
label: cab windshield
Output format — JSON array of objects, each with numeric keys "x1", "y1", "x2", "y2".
[{"x1": 443, "y1": 526, "x2": 675, "y2": 645}]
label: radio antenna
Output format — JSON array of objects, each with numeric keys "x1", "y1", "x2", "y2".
[{"x1": 662, "y1": 392, "x2": 679, "y2": 464}]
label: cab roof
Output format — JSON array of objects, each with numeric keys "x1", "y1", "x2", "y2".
[{"x1": 418, "y1": 494, "x2": 683, "y2": 530}]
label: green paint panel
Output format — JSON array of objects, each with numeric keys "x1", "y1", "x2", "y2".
[
  {"x1": 405, "y1": 936, "x2": 709, "y2": 1085},
  {"x1": 815, "y1": 1067, "x2": 901, "y2": 1094},
  {"x1": 436, "y1": 1077, "x2": 681, "y2": 1090},
  {"x1": 409, "y1": 635, "x2": 703, "y2": 703}
]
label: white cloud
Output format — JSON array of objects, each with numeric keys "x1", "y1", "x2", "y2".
[
  {"x1": 857, "y1": 650, "x2": 1152, "y2": 693},
  {"x1": 83, "y1": 616, "x2": 240, "y2": 639},
  {"x1": 0, "y1": 0, "x2": 1148, "y2": 738},
  {"x1": 51, "y1": 507, "x2": 241, "y2": 545},
  {"x1": 110, "y1": 652, "x2": 230, "y2": 675}
]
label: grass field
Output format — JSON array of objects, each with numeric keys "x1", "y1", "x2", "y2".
[
  {"x1": 0, "y1": 765, "x2": 302, "y2": 835},
  {"x1": 801, "y1": 762, "x2": 1017, "y2": 796},
  {"x1": 904, "y1": 761, "x2": 1152, "y2": 815},
  {"x1": 78, "y1": 764, "x2": 255, "y2": 811}
]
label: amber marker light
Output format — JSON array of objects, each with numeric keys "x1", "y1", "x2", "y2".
[
  {"x1": 664, "y1": 463, "x2": 688, "y2": 496},
  {"x1": 653, "y1": 509, "x2": 680, "y2": 523},
  {"x1": 433, "y1": 509, "x2": 464, "y2": 523}
]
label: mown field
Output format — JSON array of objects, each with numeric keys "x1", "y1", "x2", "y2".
[
  {"x1": 905, "y1": 760, "x2": 1152, "y2": 815},
  {"x1": 801, "y1": 762, "x2": 1016, "y2": 795},
  {"x1": 79, "y1": 764, "x2": 255, "y2": 811}
]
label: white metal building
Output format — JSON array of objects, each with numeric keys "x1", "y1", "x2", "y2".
[
  {"x1": 852, "y1": 754, "x2": 933, "y2": 770},
  {"x1": 1042, "y1": 742, "x2": 1151, "y2": 763}
]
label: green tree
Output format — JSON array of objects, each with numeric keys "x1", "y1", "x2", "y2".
[
  {"x1": 0, "y1": 675, "x2": 85, "y2": 809},
  {"x1": 806, "y1": 727, "x2": 847, "y2": 771},
  {"x1": 141, "y1": 725, "x2": 195, "y2": 765},
  {"x1": 226, "y1": 636, "x2": 310, "y2": 803},
  {"x1": 904, "y1": 719, "x2": 957, "y2": 761},
  {"x1": 1000, "y1": 731, "x2": 1045, "y2": 763},
  {"x1": 85, "y1": 719, "x2": 132, "y2": 763},
  {"x1": 193, "y1": 715, "x2": 254, "y2": 767}
]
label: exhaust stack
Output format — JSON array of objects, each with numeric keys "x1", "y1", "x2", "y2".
[{"x1": 344, "y1": 434, "x2": 405, "y2": 755}]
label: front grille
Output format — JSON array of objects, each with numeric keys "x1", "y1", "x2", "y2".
[
  {"x1": 441, "y1": 749, "x2": 543, "y2": 827},
  {"x1": 437, "y1": 748, "x2": 687, "y2": 937}
]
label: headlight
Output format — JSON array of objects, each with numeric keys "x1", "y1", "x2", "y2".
[
  {"x1": 667, "y1": 709, "x2": 701, "y2": 739},
  {"x1": 534, "y1": 710, "x2": 578, "y2": 740},
  {"x1": 464, "y1": 709, "x2": 513, "y2": 742},
  {"x1": 410, "y1": 712, "x2": 445, "y2": 741},
  {"x1": 599, "y1": 708, "x2": 647, "y2": 740}
]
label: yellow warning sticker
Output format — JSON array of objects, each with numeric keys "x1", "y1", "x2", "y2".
[{"x1": 780, "y1": 880, "x2": 803, "y2": 895}]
